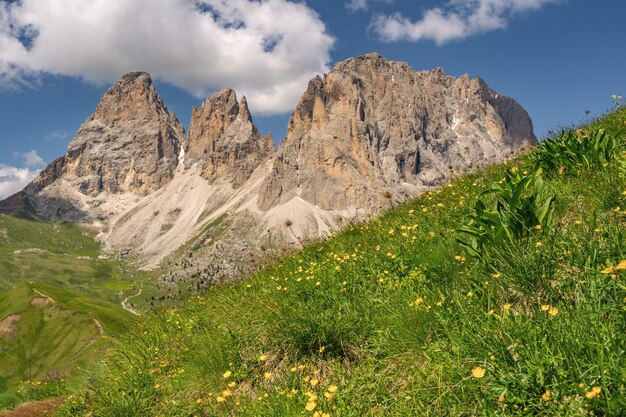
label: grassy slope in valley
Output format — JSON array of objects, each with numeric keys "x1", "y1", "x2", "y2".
[
  {"x1": 0, "y1": 215, "x2": 143, "y2": 410},
  {"x1": 59, "y1": 108, "x2": 626, "y2": 416}
]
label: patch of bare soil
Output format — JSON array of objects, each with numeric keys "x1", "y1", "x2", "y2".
[
  {"x1": 0, "y1": 398, "x2": 62, "y2": 417},
  {"x1": 0, "y1": 314, "x2": 20, "y2": 341},
  {"x1": 30, "y1": 297, "x2": 51, "y2": 309}
]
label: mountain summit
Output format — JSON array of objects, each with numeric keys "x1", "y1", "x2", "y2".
[
  {"x1": 186, "y1": 89, "x2": 275, "y2": 187},
  {"x1": 0, "y1": 54, "x2": 536, "y2": 276},
  {"x1": 258, "y1": 53, "x2": 535, "y2": 211}
]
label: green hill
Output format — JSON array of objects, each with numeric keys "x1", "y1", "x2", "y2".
[
  {"x1": 55, "y1": 108, "x2": 626, "y2": 416},
  {"x1": 0, "y1": 215, "x2": 147, "y2": 410},
  {"x1": 3, "y1": 106, "x2": 624, "y2": 416}
]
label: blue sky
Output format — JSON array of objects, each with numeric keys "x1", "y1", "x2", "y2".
[{"x1": 1, "y1": 0, "x2": 625, "y2": 199}]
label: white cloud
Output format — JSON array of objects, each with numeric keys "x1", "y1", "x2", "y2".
[
  {"x1": 371, "y1": 0, "x2": 561, "y2": 44},
  {"x1": 0, "y1": 164, "x2": 40, "y2": 200},
  {"x1": 346, "y1": 0, "x2": 394, "y2": 12},
  {"x1": 0, "y1": 0, "x2": 335, "y2": 115},
  {"x1": 0, "y1": 150, "x2": 46, "y2": 200},
  {"x1": 44, "y1": 130, "x2": 69, "y2": 142},
  {"x1": 21, "y1": 150, "x2": 45, "y2": 169}
]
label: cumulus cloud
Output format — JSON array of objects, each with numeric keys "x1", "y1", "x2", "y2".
[
  {"x1": 21, "y1": 150, "x2": 45, "y2": 169},
  {"x1": 371, "y1": 0, "x2": 561, "y2": 44},
  {"x1": 346, "y1": 0, "x2": 394, "y2": 12},
  {"x1": 0, "y1": 0, "x2": 334, "y2": 114},
  {"x1": 0, "y1": 150, "x2": 46, "y2": 200},
  {"x1": 0, "y1": 164, "x2": 39, "y2": 200}
]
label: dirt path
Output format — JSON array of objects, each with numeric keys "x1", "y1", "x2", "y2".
[
  {"x1": 32, "y1": 289, "x2": 55, "y2": 304},
  {"x1": 0, "y1": 398, "x2": 62, "y2": 417},
  {"x1": 121, "y1": 287, "x2": 142, "y2": 316},
  {"x1": 70, "y1": 317, "x2": 105, "y2": 359}
]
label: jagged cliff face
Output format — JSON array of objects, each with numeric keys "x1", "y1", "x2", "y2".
[
  {"x1": 0, "y1": 53, "x2": 536, "y2": 274},
  {"x1": 42, "y1": 72, "x2": 184, "y2": 196},
  {"x1": 18, "y1": 72, "x2": 186, "y2": 220},
  {"x1": 257, "y1": 53, "x2": 535, "y2": 211},
  {"x1": 186, "y1": 89, "x2": 274, "y2": 188}
]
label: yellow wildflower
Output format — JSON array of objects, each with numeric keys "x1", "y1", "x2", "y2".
[
  {"x1": 327, "y1": 385, "x2": 338, "y2": 393},
  {"x1": 549, "y1": 307, "x2": 559, "y2": 316},
  {"x1": 585, "y1": 386, "x2": 601, "y2": 399},
  {"x1": 259, "y1": 354, "x2": 268, "y2": 361},
  {"x1": 541, "y1": 390, "x2": 551, "y2": 401},
  {"x1": 310, "y1": 379, "x2": 319, "y2": 387},
  {"x1": 228, "y1": 381, "x2": 237, "y2": 388},
  {"x1": 216, "y1": 396, "x2": 226, "y2": 403},
  {"x1": 498, "y1": 395, "x2": 505, "y2": 402},
  {"x1": 264, "y1": 372, "x2": 272, "y2": 380},
  {"x1": 601, "y1": 266, "x2": 614, "y2": 274},
  {"x1": 616, "y1": 260, "x2": 626, "y2": 270},
  {"x1": 541, "y1": 304, "x2": 550, "y2": 311},
  {"x1": 222, "y1": 389, "x2": 233, "y2": 397},
  {"x1": 222, "y1": 370, "x2": 232, "y2": 379},
  {"x1": 471, "y1": 366, "x2": 486, "y2": 379},
  {"x1": 305, "y1": 401, "x2": 317, "y2": 411}
]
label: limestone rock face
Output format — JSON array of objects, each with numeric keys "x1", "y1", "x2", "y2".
[
  {"x1": 0, "y1": 54, "x2": 537, "y2": 275},
  {"x1": 59, "y1": 72, "x2": 185, "y2": 196},
  {"x1": 186, "y1": 89, "x2": 274, "y2": 187},
  {"x1": 257, "y1": 53, "x2": 536, "y2": 211}
]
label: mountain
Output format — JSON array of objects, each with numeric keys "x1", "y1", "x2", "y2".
[
  {"x1": 258, "y1": 53, "x2": 535, "y2": 212},
  {"x1": 0, "y1": 54, "x2": 536, "y2": 277},
  {"x1": 186, "y1": 89, "x2": 275, "y2": 188},
  {"x1": 2, "y1": 72, "x2": 185, "y2": 220}
]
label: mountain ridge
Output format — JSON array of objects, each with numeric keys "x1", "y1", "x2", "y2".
[{"x1": 0, "y1": 53, "x2": 536, "y2": 277}]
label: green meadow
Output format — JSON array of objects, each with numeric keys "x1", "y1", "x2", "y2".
[
  {"x1": 0, "y1": 214, "x2": 144, "y2": 410},
  {"x1": 45, "y1": 107, "x2": 626, "y2": 416}
]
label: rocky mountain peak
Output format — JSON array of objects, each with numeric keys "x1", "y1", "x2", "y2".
[
  {"x1": 0, "y1": 53, "x2": 538, "y2": 273},
  {"x1": 257, "y1": 53, "x2": 536, "y2": 212},
  {"x1": 186, "y1": 88, "x2": 274, "y2": 187},
  {"x1": 61, "y1": 71, "x2": 184, "y2": 197},
  {"x1": 5, "y1": 71, "x2": 186, "y2": 219},
  {"x1": 90, "y1": 71, "x2": 168, "y2": 125}
]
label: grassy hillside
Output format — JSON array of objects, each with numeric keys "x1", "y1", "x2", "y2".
[
  {"x1": 0, "y1": 215, "x2": 144, "y2": 410},
  {"x1": 55, "y1": 107, "x2": 626, "y2": 416}
]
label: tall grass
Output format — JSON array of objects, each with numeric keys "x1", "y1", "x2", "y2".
[{"x1": 55, "y1": 107, "x2": 626, "y2": 416}]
